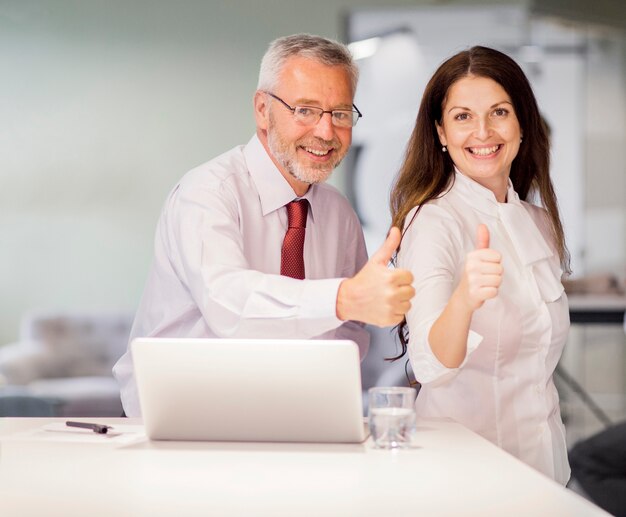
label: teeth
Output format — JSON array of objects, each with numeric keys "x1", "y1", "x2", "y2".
[
  {"x1": 305, "y1": 147, "x2": 330, "y2": 156},
  {"x1": 470, "y1": 145, "x2": 500, "y2": 156}
]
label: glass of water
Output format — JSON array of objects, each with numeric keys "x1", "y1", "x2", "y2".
[{"x1": 368, "y1": 386, "x2": 417, "y2": 449}]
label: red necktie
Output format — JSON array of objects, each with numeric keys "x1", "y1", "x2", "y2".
[{"x1": 280, "y1": 199, "x2": 308, "y2": 280}]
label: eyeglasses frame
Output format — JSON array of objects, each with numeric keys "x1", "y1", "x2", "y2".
[{"x1": 264, "y1": 91, "x2": 362, "y2": 127}]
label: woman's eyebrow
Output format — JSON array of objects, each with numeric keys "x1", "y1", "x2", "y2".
[{"x1": 447, "y1": 100, "x2": 513, "y2": 114}]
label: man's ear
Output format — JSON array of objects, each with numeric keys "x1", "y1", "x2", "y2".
[
  {"x1": 254, "y1": 90, "x2": 269, "y2": 130},
  {"x1": 435, "y1": 121, "x2": 447, "y2": 147}
]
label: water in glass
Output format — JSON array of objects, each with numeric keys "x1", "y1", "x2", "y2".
[{"x1": 369, "y1": 407, "x2": 416, "y2": 448}]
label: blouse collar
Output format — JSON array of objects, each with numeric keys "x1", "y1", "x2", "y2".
[
  {"x1": 451, "y1": 169, "x2": 554, "y2": 267},
  {"x1": 452, "y1": 168, "x2": 520, "y2": 216}
]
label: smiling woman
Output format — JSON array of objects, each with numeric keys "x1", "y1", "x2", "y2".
[
  {"x1": 435, "y1": 76, "x2": 522, "y2": 202},
  {"x1": 389, "y1": 45, "x2": 572, "y2": 485}
]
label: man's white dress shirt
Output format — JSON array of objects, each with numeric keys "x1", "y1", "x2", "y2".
[
  {"x1": 398, "y1": 171, "x2": 570, "y2": 484},
  {"x1": 114, "y1": 135, "x2": 369, "y2": 417}
]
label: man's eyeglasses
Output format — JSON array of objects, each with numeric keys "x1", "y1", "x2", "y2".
[{"x1": 265, "y1": 92, "x2": 362, "y2": 128}]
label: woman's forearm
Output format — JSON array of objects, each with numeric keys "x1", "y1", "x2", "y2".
[{"x1": 427, "y1": 286, "x2": 475, "y2": 368}]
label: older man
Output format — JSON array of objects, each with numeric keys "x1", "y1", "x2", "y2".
[{"x1": 113, "y1": 34, "x2": 414, "y2": 417}]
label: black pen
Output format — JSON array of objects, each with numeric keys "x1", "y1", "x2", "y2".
[{"x1": 66, "y1": 421, "x2": 113, "y2": 434}]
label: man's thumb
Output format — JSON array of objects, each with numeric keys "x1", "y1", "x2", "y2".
[
  {"x1": 475, "y1": 224, "x2": 490, "y2": 250},
  {"x1": 371, "y1": 227, "x2": 401, "y2": 266}
]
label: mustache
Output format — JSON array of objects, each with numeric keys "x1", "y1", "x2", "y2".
[{"x1": 297, "y1": 136, "x2": 341, "y2": 151}]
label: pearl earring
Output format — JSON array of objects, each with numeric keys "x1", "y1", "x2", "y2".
[
  {"x1": 520, "y1": 137, "x2": 523, "y2": 144},
  {"x1": 442, "y1": 145, "x2": 447, "y2": 153}
]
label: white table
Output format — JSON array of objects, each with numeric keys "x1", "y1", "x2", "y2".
[{"x1": 0, "y1": 417, "x2": 609, "y2": 517}]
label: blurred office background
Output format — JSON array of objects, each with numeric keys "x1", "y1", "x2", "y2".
[{"x1": 1, "y1": 0, "x2": 625, "y2": 486}]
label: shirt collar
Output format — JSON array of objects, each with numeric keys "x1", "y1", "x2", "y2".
[{"x1": 243, "y1": 134, "x2": 318, "y2": 222}]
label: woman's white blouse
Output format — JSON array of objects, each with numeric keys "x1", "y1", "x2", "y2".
[{"x1": 398, "y1": 171, "x2": 570, "y2": 485}]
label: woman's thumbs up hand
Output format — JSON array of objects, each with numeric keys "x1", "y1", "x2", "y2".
[{"x1": 459, "y1": 224, "x2": 503, "y2": 311}]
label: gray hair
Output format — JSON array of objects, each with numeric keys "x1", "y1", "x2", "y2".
[{"x1": 257, "y1": 33, "x2": 359, "y2": 95}]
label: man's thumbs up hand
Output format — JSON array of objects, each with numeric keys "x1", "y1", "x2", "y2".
[
  {"x1": 370, "y1": 226, "x2": 402, "y2": 266},
  {"x1": 336, "y1": 227, "x2": 415, "y2": 327}
]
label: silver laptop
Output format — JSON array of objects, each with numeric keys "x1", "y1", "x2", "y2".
[{"x1": 132, "y1": 337, "x2": 367, "y2": 443}]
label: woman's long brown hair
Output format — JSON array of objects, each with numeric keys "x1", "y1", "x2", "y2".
[{"x1": 389, "y1": 46, "x2": 570, "y2": 360}]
